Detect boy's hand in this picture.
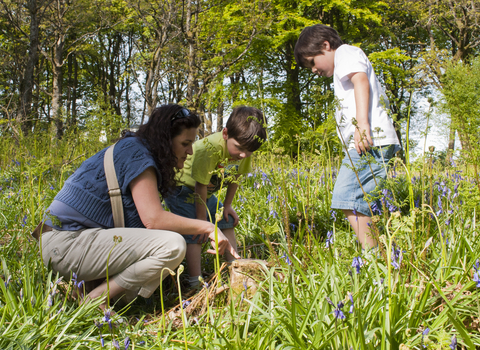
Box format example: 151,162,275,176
206,229,241,258
191,231,209,243
223,204,239,227
354,122,373,154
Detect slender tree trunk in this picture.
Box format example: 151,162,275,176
19,0,41,135
284,38,302,116
216,100,224,132
72,53,77,126
52,34,65,139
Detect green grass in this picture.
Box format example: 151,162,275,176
1,132,479,349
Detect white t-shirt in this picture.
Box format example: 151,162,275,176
334,44,399,149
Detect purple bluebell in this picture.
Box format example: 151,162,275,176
474,260,480,272
473,272,480,288
112,340,120,349
391,244,402,270
351,257,363,274
421,327,430,348
330,210,337,222
102,309,113,329
449,335,456,349
47,294,53,308
325,231,333,248
100,336,104,347
281,253,292,266
182,300,191,308
333,302,346,320
124,337,130,350
269,210,278,219
371,201,381,215
436,196,443,216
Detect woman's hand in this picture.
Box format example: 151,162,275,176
206,228,240,258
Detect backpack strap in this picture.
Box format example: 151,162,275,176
104,143,125,228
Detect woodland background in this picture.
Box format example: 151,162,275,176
1,0,479,155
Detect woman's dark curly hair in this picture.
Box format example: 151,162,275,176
124,104,200,198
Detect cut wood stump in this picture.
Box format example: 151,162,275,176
229,259,271,304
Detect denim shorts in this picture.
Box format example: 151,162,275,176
164,186,235,244
331,144,400,217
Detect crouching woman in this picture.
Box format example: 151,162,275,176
36,104,239,309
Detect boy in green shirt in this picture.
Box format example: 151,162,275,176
164,106,267,286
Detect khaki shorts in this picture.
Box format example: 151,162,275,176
41,227,186,298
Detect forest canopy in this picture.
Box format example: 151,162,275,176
1,0,479,154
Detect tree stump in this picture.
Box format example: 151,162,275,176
229,259,271,304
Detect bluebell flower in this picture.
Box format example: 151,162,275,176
100,336,104,347
473,272,480,288
351,257,363,274
124,337,130,349
421,327,430,348
371,201,381,215
436,196,443,216
49,185,54,190
22,215,27,227
102,309,113,329
474,259,480,272
290,223,296,231
391,244,402,270
71,272,84,289
4,275,11,288
266,193,273,203
47,294,53,308
112,339,120,349
281,253,292,266
325,231,333,248
449,335,457,349
182,300,191,308
333,302,346,320
348,293,354,314
243,281,248,293
269,210,278,219
330,210,337,222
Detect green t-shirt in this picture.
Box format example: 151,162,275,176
176,132,252,196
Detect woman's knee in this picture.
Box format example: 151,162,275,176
166,232,187,266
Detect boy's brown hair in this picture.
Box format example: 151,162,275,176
294,24,344,68
225,106,267,152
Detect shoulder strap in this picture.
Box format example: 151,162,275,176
104,144,125,228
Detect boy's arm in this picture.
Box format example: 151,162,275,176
194,182,208,221
349,71,373,154
223,177,239,226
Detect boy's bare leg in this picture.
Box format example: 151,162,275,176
84,279,126,311
343,210,376,250
186,243,202,278
221,228,238,261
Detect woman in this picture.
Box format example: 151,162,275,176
39,104,238,309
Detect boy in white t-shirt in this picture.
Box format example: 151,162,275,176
294,24,400,249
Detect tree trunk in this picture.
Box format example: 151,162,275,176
19,0,40,135
216,100,224,132
52,34,65,139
